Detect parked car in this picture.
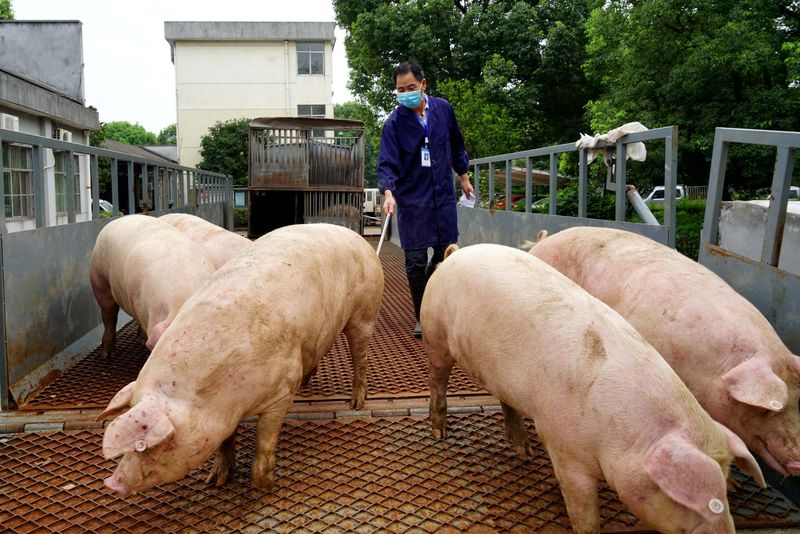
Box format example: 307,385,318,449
643,185,685,204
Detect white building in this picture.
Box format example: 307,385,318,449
0,21,100,232
164,21,336,168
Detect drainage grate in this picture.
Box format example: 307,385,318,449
2,413,796,533
20,239,483,411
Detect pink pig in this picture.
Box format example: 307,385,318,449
159,213,251,269
99,224,384,496
89,214,215,357
423,243,764,533
531,226,800,478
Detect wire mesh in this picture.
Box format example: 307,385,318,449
3,413,797,533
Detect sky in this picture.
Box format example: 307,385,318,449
12,0,353,135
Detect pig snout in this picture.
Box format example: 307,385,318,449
785,461,800,476
104,475,131,497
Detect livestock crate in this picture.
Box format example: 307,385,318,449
247,117,365,238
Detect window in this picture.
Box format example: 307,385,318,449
2,143,34,220
297,42,324,75
298,105,327,137
297,105,326,118
54,152,81,214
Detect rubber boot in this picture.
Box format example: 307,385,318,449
408,275,427,339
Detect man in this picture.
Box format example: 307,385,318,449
377,61,474,338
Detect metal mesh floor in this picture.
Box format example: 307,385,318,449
3,413,798,533
20,239,483,411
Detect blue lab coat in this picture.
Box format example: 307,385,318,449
377,95,470,250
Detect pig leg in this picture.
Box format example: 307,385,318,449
427,348,454,440
343,319,374,410
205,431,237,486
550,454,601,533
300,365,318,388
501,403,535,457
252,401,292,491
90,274,119,358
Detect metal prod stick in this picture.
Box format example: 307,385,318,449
376,213,392,257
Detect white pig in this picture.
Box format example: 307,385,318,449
89,214,215,357
530,226,800,478
159,212,251,269
423,243,764,533
99,223,384,496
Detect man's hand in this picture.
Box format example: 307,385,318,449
383,190,396,215
460,174,474,199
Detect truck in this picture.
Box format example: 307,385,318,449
363,187,381,225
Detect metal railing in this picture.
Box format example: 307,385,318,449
0,128,231,233
468,125,679,247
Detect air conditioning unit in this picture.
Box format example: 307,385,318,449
53,128,72,143
0,113,19,132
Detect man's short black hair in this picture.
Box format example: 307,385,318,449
393,61,425,83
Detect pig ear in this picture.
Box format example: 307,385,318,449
97,381,136,420
102,399,175,460
645,434,730,522
722,358,788,412
790,355,800,379
714,421,766,488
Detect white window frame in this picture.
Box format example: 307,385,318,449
296,42,325,75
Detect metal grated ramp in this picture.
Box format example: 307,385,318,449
19,239,483,411
3,413,798,533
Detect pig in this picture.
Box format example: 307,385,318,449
98,223,384,496
89,214,215,357
530,226,800,478
159,213,251,270
423,243,764,533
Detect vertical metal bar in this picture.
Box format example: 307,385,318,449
91,154,99,220
142,163,149,212
65,150,75,224
761,146,795,266
0,136,8,234
153,166,160,212
127,161,135,215
33,146,45,228
505,161,512,211
578,149,588,218
701,129,729,246
488,162,495,208
172,169,178,209
111,158,120,216
549,153,558,215
473,163,480,205
525,157,532,212
614,143,627,222
0,233,7,410
664,128,678,248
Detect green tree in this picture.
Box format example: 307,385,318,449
0,0,13,20
333,0,596,154
583,0,800,191
104,121,158,145
334,101,379,187
197,118,250,186
157,123,177,145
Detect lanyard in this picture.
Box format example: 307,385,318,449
415,109,429,147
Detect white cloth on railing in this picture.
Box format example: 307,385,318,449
576,122,648,165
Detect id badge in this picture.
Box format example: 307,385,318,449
421,147,431,167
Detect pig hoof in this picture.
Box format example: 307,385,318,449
350,393,366,410
514,443,536,458
205,464,233,487
432,427,447,440
253,473,275,492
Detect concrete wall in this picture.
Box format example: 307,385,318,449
718,201,800,276
0,21,86,103
165,21,335,168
